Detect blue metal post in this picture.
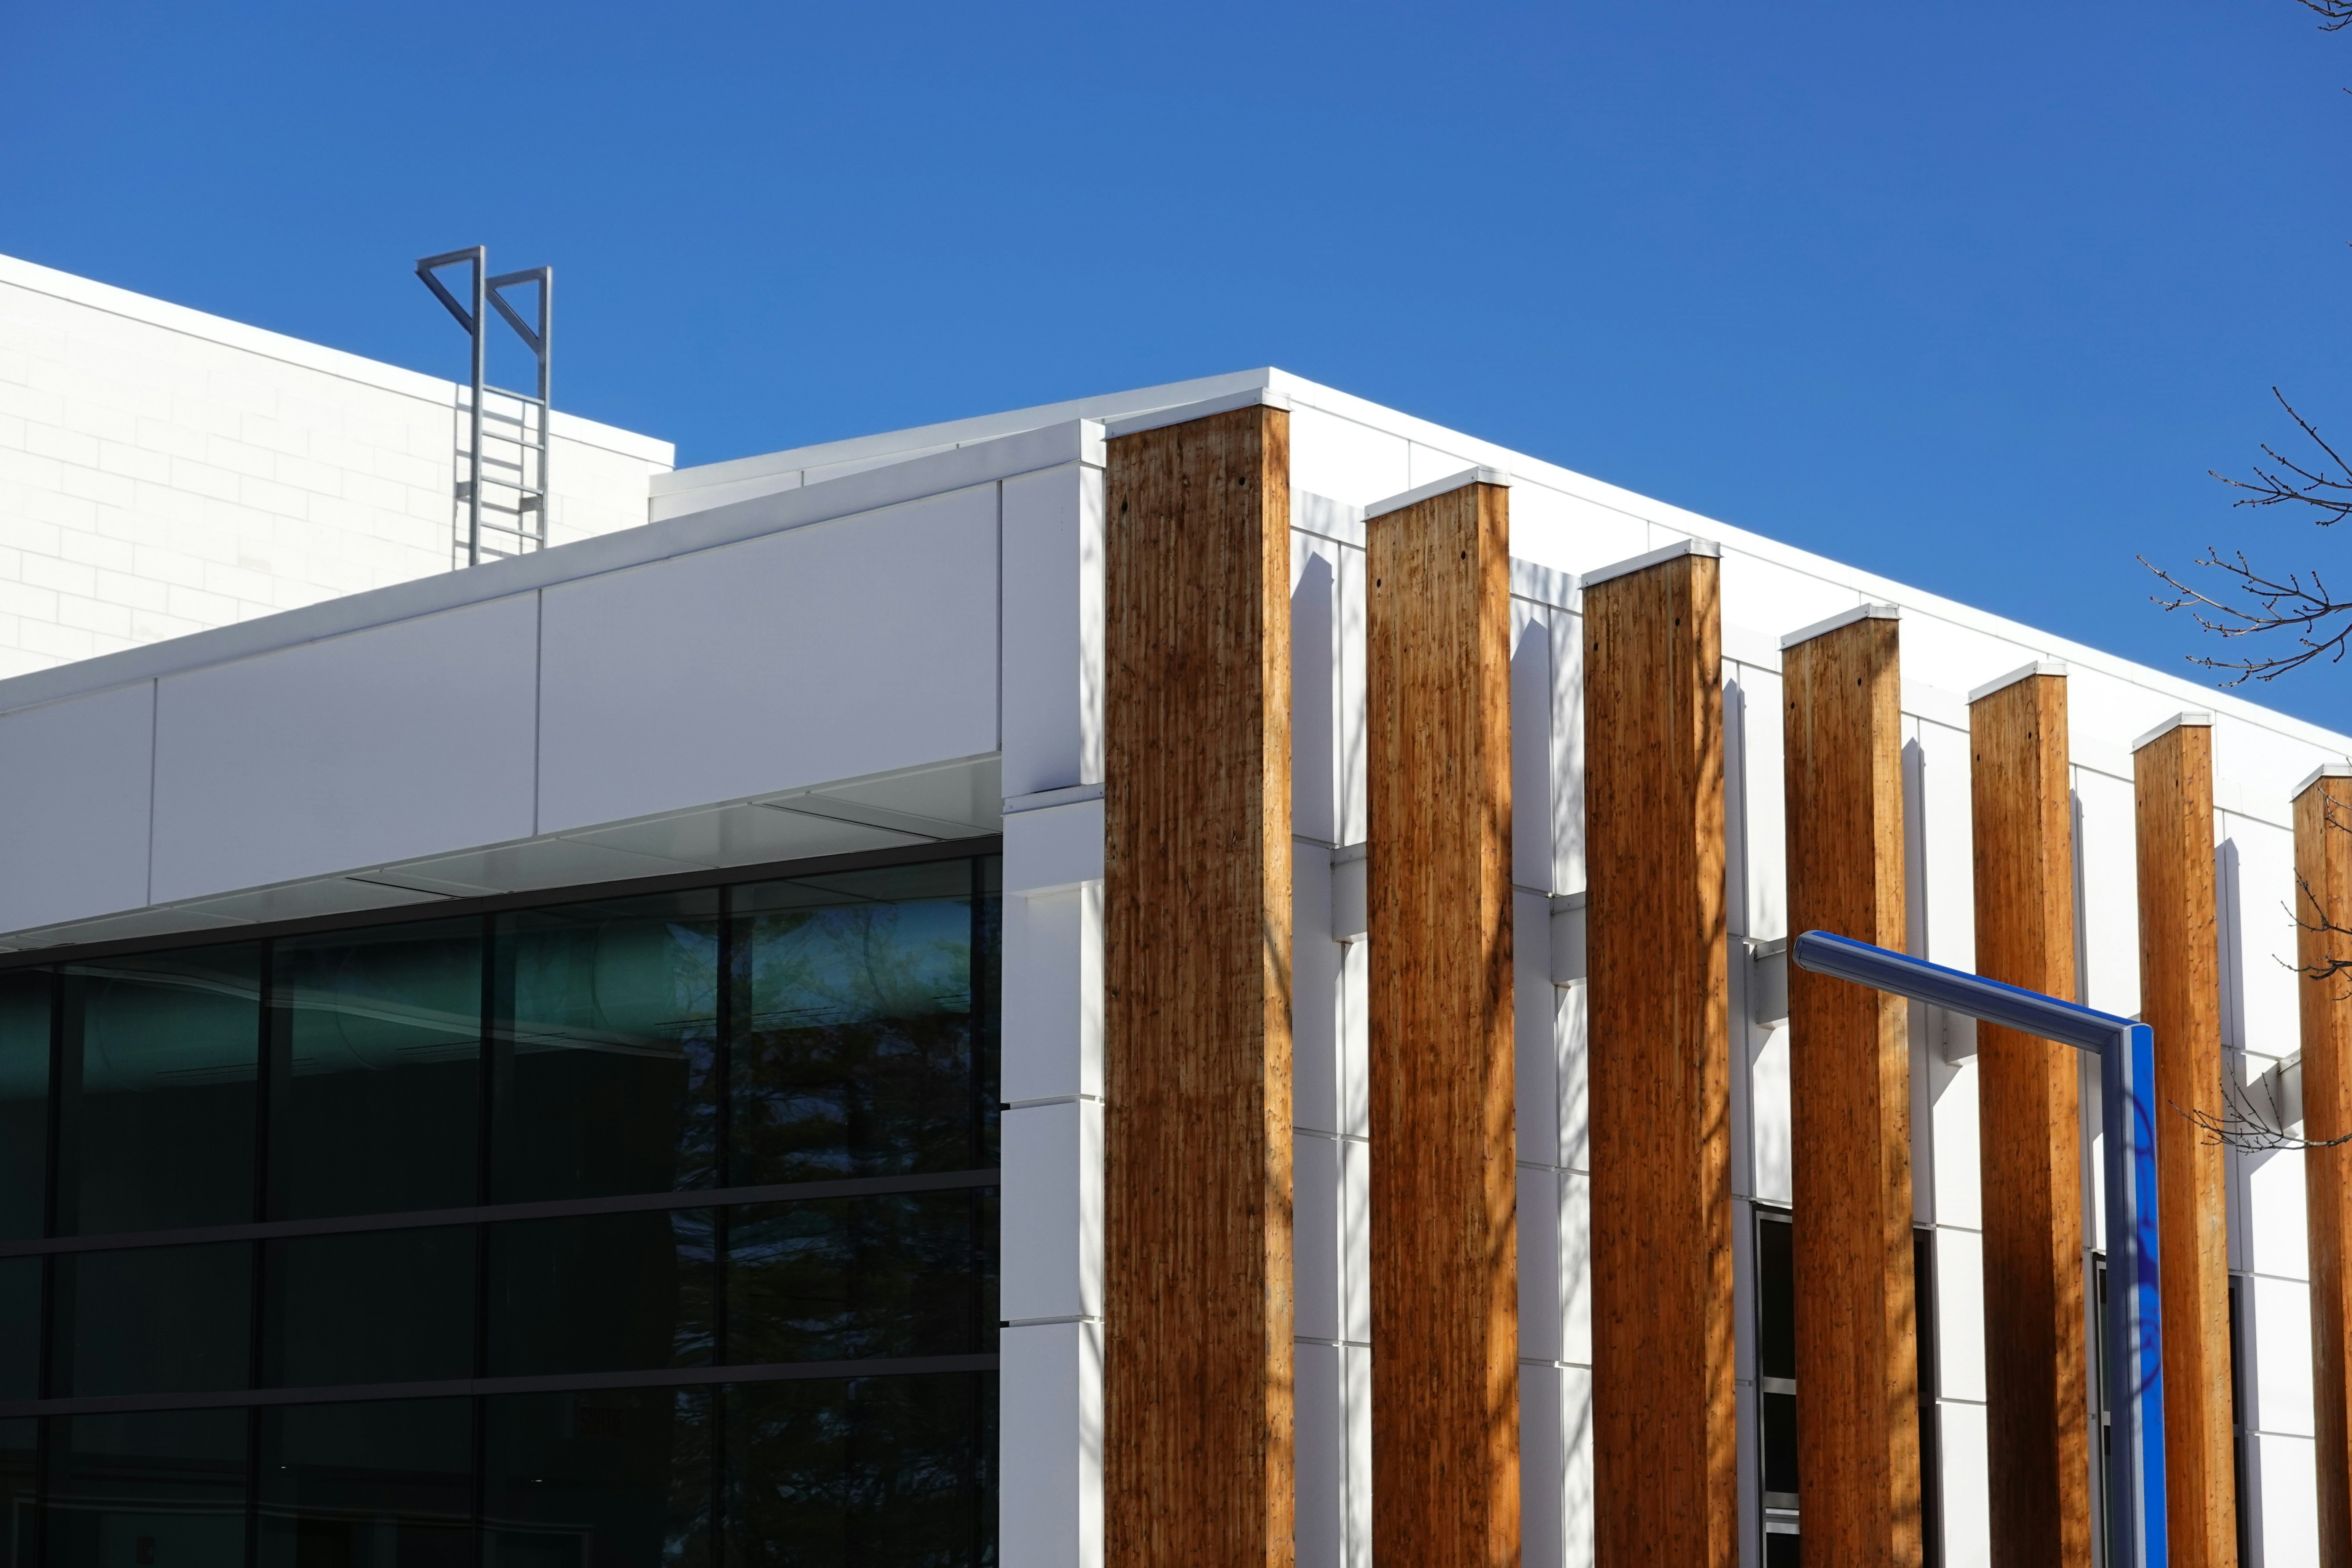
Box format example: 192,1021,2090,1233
1789,930,2167,1568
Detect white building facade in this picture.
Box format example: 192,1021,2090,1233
0,265,2337,1566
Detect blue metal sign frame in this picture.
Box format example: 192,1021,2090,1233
1791,929,2167,1568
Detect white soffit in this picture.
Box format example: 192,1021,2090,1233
1781,603,1899,650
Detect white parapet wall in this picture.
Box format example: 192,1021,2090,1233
0,252,672,679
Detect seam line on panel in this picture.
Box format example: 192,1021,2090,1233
531,589,543,835
1295,1338,1372,1349
144,678,157,905
1002,1093,1101,1110
1004,1315,1102,1328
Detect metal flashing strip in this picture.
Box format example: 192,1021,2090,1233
1967,660,2067,703
1780,602,1899,650
2131,711,2215,753
1578,535,1722,590
1361,466,1513,522
1099,386,1292,439
2297,761,2352,799
0,1353,1002,1423
1003,782,1103,814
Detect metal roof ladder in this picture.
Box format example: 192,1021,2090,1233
417,247,554,567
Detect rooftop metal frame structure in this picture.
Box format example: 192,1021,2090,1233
416,247,553,567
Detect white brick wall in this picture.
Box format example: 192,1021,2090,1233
0,253,670,679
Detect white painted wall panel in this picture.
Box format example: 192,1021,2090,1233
999,1321,1102,1568
1720,552,1858,647
1559,983,1588,1173
149,595,537,901
1733,666,1788,943
1298,1341,1348,1568
2246,1147,2310,1283
2252,1274,2316,1439
1002,463,1101,797
1000,884,1100,1104
0,681,153,933
1550,609,1584,894
1939,1400,1993,1568
2224,814,2301,1059
536,488,999,831
1522,1362,1565,1568
1000,1099,1101,1325
1935,1227,1988,1403
1519,1168,1563,1364
1513,606,1555,893
1518,888,1558,1165
1506,481,1646,584
1295,846,1344,1135
1294,538,1342,846
1561,1169,1591,1366
2073,767,2141,1018
1289,407,1408,508
1297,1133,1343,1343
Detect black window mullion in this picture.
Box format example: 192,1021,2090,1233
474,912,496,1568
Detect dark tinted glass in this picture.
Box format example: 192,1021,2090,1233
263,1227,475,1387
1758,1212,1795,1381
488,1210,713,1376
0,1259,36,1400
0,1421,29,1568
259,1399,474,1568
1763,1389,1800,1495
47,1408,249,1567
0,976,48,1241
726,1190,997,1365
60,946,261,1234
726,1374,995,1565
58,1241,251,1397
494,894,719,1201
483,1387,711,1567
731,865,993,1185
272,919,483,1218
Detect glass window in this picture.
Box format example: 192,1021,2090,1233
262,1227,475,1388
488,1210,714,1377
483,1387,711,1567
0,1259,36,1401
0,1420,30,1568
57,1242,251,1397
60,946,261,1235
1756,1208,1798,1557
726,1189,997,1365
0,975,49,1241
46,1408,249,1568
259,1398,474,1568
494,894,719,1202
731,865,995,1186
271,919,483,1219
726,1373,995,1565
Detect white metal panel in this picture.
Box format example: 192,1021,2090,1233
1521,1362,1565,1568
998,1320,1103,1568
1001,883,1101,1105
1000,1099,1101,1324
1934,1227,1988,1403
1003,798,1103,894
2073,767,2141,1016
2252,1432,2320,1568
1735,666,1788,943
1751,1022,1793,1206
1298,1341,1348,1568
149,595,538,903
0,681,153,933
1519,1167,1564,1364
1294,538,1341,846
1002,464,1102,798
1340,937,1369,1140
1938,1399,1993,1568
1550,608,1585,894
1507,481,1646,585
1289,406,1408,508
1559,982,1588,1173
2224,814,2302,1059
1408,442,1477,488
2251,1274,2316,1439
2247,1147,2310,1282
1295,843,1345,1136
537,487,999,832
1513,606,1555,893
1341,1135,1371,1346
1338,544,1368,848
1720,552,1858,650
1562,1169,1591,1367
1561,1364,1595,1568
1518,888,1558,1164
1296,1133,1343,1343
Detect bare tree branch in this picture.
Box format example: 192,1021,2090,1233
2146,391,2352,682
2297,0,2352,29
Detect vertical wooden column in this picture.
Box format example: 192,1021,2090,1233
1968,665,2091,1568
1365,472,1519,1568
1585,539,1736,1568
1781,606,1922,1566
1102,399,1295,1568
2134,713,2236,1568
2298,765,2352,1564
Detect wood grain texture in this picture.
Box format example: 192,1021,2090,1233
2134,722,2236,1568
1365,479,1520,1568
1584,550,1736,1568
2297,776,2352,1565
1968,672,2092,1568
1102,404,1296,1568
1782,616,1923,1568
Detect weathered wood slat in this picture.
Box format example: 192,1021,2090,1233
2298,773,2352,1564
2134,719,2236,1568
1366,477,1519,1568
1782,613,1923,1567
1584,547,1737,1568
1968,670,2092,1568
1103,403,1296,1568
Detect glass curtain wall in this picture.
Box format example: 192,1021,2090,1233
0,851,1001,1568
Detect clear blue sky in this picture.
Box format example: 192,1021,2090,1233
5,2,2350,725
